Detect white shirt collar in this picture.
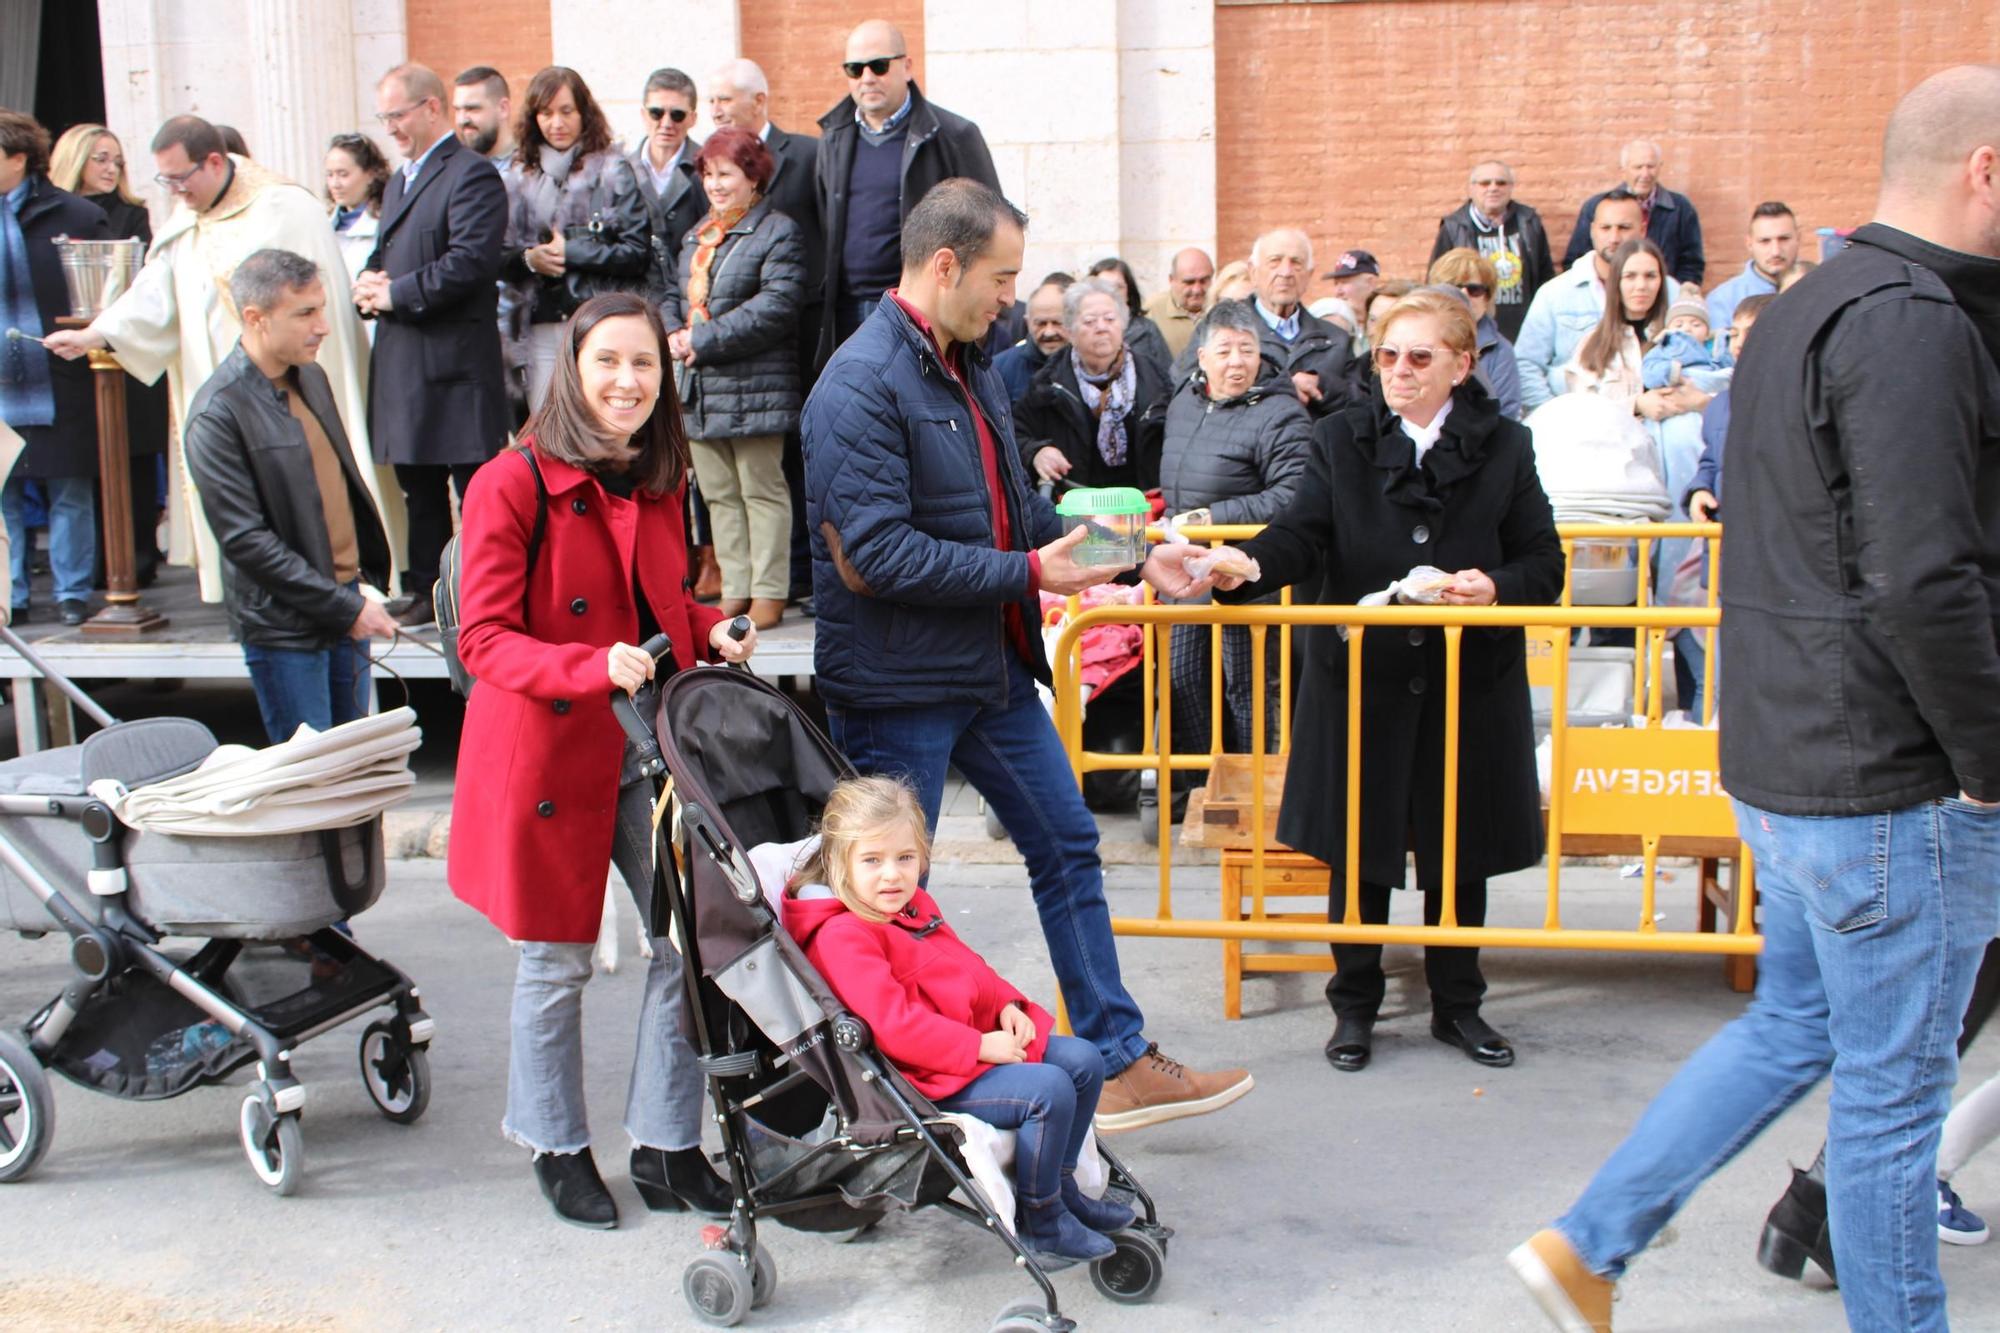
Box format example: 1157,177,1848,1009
1399,398,1454,466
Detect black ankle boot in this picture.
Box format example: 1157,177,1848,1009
1757,1157,1836,1284
533,1149,617,1230
631,1145,734,1217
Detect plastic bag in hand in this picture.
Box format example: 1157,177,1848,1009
1393,565,1453,605
1184,546,1262,584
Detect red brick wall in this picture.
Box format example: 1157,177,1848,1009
405,0,553,124
1215,1,2000,295
741,0,925,138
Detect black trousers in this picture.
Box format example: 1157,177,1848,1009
1327,876,1490,1022
395,462,483,590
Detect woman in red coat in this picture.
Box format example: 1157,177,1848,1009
450,292,757,1230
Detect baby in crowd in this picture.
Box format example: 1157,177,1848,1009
1643,295,1733,391
782,776,1135,1266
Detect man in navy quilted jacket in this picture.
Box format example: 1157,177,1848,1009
802,179,1256,1134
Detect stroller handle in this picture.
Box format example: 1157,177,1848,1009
608,634,674,777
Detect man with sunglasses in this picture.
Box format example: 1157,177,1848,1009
813,18,999,367
45,115,391,607
1428,159,1554,343
629,68,703,297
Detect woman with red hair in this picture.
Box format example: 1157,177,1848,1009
663,125,806,629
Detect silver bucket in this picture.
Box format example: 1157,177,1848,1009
55,237,146,319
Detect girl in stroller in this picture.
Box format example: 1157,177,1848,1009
782,776,1137,1267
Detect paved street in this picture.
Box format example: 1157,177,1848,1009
3,858,1997,1331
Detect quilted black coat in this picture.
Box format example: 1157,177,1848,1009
663,200,805,441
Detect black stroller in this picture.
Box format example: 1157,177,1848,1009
610,642,1172,1331
0,628,434,1195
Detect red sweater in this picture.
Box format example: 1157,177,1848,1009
784,888,1055,1098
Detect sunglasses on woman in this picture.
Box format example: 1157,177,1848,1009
1456,283,1490,299
645,106,690,123
1373,345,1439,371
842,55,903,78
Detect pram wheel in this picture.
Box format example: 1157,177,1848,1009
990,1298,1068,1333
0,1031,55,1183
239,1085,304,1196
749,1243,777,1309
1090,1227,1166,1303
682,1249,755,1327
359,1021,431,1124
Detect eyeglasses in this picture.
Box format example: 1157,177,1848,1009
374,100,432,126
1471,178,1510,187
88,151,125,170
1455,283,1490,299
842,55,904,78
153,163,204,190
1373,344,1439,371
645,105,691,123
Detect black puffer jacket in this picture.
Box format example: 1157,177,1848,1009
182,345,392,650
1159,376,1312,523
1171,303,1364,419
664,201,806,441
1013,349,1170,494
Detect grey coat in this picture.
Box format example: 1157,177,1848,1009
663,200,806,441
1159,378,1312,524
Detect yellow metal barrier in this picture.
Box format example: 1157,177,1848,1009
1048,525,1753,1013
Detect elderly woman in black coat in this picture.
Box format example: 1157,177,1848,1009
664,126,804,630
1014,277,1170,496
1210,288,1563,1074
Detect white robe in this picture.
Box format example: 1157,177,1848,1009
89,155,407,600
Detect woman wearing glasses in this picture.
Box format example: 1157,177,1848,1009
503,65,651,408
47,123,167,590
1428,248,1524,420
1208,288,1562,1076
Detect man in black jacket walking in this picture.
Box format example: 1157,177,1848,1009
1513,65,2000,1333
1428,159,1554,342
354,62,508,626
187,249,395,745
813,18,1000,365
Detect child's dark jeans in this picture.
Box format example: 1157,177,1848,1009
937,1034,1104,1203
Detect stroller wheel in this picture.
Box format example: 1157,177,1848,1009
359,1021,432,1124
239,1088,304,1196
682,1250,755,1327
990,1298,1066,1333
0,1031,55,1183
749,1243,778,1309
1090,1227,1166,1304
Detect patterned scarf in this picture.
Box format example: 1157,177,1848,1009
0,178,54,428
684,202,750,323
1073,346,1136,467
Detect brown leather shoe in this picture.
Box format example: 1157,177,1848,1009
1509,1228,1613,1331
692,546,722,602
1092,1043,1253,1134
748,598,785,630
717,598,752,617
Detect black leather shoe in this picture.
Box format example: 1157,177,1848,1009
1432,1013,1515,1067
631,1145,734,1217
58,599,87,626
533,1149,618,1230
1324,1016,1374,1072
392,594,437,628
1757,1162,1837,1284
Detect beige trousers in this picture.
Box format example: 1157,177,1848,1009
689,433,790,601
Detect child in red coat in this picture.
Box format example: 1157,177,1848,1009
783,776,1135,1266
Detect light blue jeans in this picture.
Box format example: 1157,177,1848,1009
502,755,705,1154
1555,796,2000,1331
3,474,95,605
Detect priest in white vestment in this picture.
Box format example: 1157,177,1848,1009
46,116,405,600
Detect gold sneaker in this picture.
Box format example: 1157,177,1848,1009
1092,1043,1253,1134
1509,1228,1614,1332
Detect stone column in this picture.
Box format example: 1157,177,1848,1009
248,0,359,189
1117,0,1215,295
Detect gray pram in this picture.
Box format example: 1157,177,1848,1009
0,628,432,1195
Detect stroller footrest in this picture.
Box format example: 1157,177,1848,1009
699,1050,761,1079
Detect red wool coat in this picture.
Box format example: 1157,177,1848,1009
784,889,1055,1099
448,444,724,943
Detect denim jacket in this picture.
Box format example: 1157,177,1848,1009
1515,256,1681,410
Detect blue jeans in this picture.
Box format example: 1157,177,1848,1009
1556,797,2000,1331
937,1035,1104,1204
3,474,95,605
503,759,704,1153
242,635,370,745
829,654,1151,1076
